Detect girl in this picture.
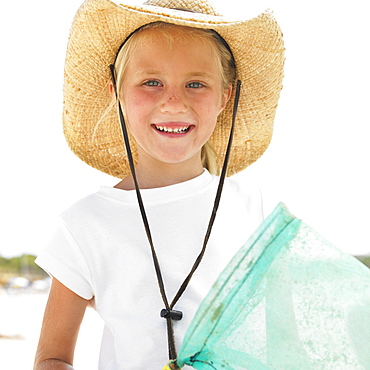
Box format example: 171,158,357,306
34,0,284,369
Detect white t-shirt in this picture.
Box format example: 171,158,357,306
36,170,263,369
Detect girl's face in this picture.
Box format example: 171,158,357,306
120,27,232,172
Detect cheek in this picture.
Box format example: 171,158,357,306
123,91,150,122
199,96,223,122
125,91,145,110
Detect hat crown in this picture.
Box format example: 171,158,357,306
143,0,221,16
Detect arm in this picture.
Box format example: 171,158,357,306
34,278,89,369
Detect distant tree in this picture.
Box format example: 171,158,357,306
356,255,370,269
0,254,47,279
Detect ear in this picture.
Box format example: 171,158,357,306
219,83,233,113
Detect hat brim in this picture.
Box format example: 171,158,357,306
63,0,285,178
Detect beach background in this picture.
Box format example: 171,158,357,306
0,289,104,369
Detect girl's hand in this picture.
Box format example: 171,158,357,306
163,361,181,370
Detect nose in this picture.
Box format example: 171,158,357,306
160,87,188,114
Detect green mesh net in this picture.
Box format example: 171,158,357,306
172,203,370,369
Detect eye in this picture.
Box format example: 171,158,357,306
144,80,162,87
187,82,204,89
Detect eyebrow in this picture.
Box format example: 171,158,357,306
134,70,215,80
134,69,161,77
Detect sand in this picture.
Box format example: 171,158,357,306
0,289,104,369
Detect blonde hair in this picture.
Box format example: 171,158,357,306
113,22,236,174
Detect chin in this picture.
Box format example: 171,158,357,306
138,145,202,168
164,150,201,162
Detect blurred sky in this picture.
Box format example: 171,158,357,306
0,0,369,258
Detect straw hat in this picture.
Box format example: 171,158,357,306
63,0,285,178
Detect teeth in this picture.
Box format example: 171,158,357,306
155,125,190,134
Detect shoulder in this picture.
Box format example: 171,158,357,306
59,187,119,225
61,190,102,215
224,172,262,201
221,171,264,222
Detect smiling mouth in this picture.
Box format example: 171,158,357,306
153,125,192,134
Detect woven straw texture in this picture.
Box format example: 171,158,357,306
63,0,285,178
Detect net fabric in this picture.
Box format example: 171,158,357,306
173,203,370,369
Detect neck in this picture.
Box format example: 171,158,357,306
115,157,205,190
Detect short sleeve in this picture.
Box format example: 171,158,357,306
35,220,94,300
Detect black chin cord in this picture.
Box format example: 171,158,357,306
110,64,241,362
